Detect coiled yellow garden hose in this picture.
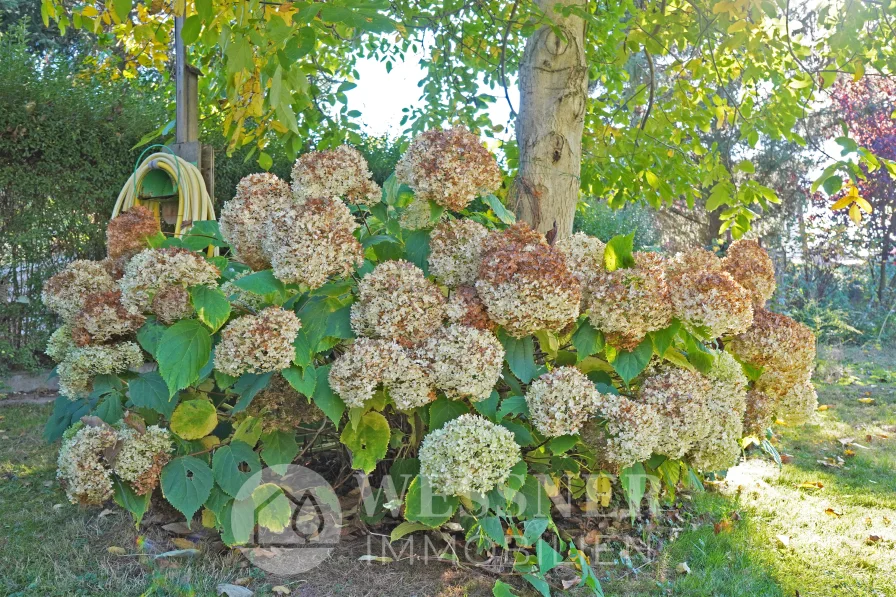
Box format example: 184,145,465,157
111,151,217,253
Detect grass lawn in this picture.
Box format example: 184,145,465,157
1,345,894,596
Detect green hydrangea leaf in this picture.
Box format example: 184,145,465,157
340,411,390,474
161,456,214,523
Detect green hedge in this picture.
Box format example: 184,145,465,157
0,33,165,372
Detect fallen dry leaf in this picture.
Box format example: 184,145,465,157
824,508,843,518
714,519,733,534
217,584,254,597
172,538,198,550
858,398,876,404
796,481,824,489
107,546,127,556
271,587,290,595
776,534,790,549
779,453,794,464
866,535,882,544
584,529,601,546
844,449,856,457
676,562,691,575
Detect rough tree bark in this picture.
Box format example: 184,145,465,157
510,0,588,240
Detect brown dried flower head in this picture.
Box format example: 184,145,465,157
395,126,502,211
42,260,118,321
722,239,776,306
247,374,325,432
106,205,161,261
475,223,581,337
727,307,816,373
350,260,446,346
445,286,495,331
214,307,302,377
71,290,145,346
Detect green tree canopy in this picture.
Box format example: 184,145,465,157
42,0,896,236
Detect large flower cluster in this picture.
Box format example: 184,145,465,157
113,425,173,495
71,290,145,346
119,248,219,321
106,206,161,263
555,232,605,304
214,307,302,377
418,414,520,496
350,260,445,345
638,365,713,459
291,145,381,205
219,173,290,270
476,224,580,337
526,367,601,437
775,380,818,425
428,219,488,287
728,308,816,373
42,260,117,321
395,127,502,211
669,270,754,339
722,239,776,306
262,196,363,289
56,341,143,398
57,423,118,505
587,253,671,350
419,324,504,402
687,352,748,471
328,338,436,410
585,395,662,469
247,375,325,432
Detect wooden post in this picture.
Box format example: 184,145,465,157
171,14,215,203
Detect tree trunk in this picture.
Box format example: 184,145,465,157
510,0,587,240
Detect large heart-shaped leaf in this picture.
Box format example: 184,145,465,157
161,456,214,523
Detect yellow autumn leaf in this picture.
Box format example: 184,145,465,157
855,196,873,213
858,397,876,404
849,203,862,223
201,508,217,528
831,196,852,210
173,538,198,550
107,546,127,555
796,481,824,489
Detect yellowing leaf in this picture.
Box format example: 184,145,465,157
796,481,824,489
107,546,127,555
855,196,873,213
727,20,748,33
850,203,862,223
858,398,876,404
831,196,852,210
173,538,198,550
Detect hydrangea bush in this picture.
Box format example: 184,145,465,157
43,126,817,595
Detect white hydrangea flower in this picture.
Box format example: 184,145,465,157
399,197,441,230
214,307,302,377
57,341,143,399
428,219,488,287
526,367,602,437
119,248,219,318
743,389,776,437
395,127,502,211
418,324,504,402
381,343,436,410
638,365,713,459
262,196,363,289
219,173,290,270
46,325,75,363
669,270,754,338
775,380,818,425
555,232,606,304
584,394,662,469
113,425,173,495
329,338,435,410
350,260,445,345
687,352,748,472
587,253,671,351
291,145,381,205
329,338,392,408
476,224,580,337
419,414,520,496
42,260,117,321
57,423,118,505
